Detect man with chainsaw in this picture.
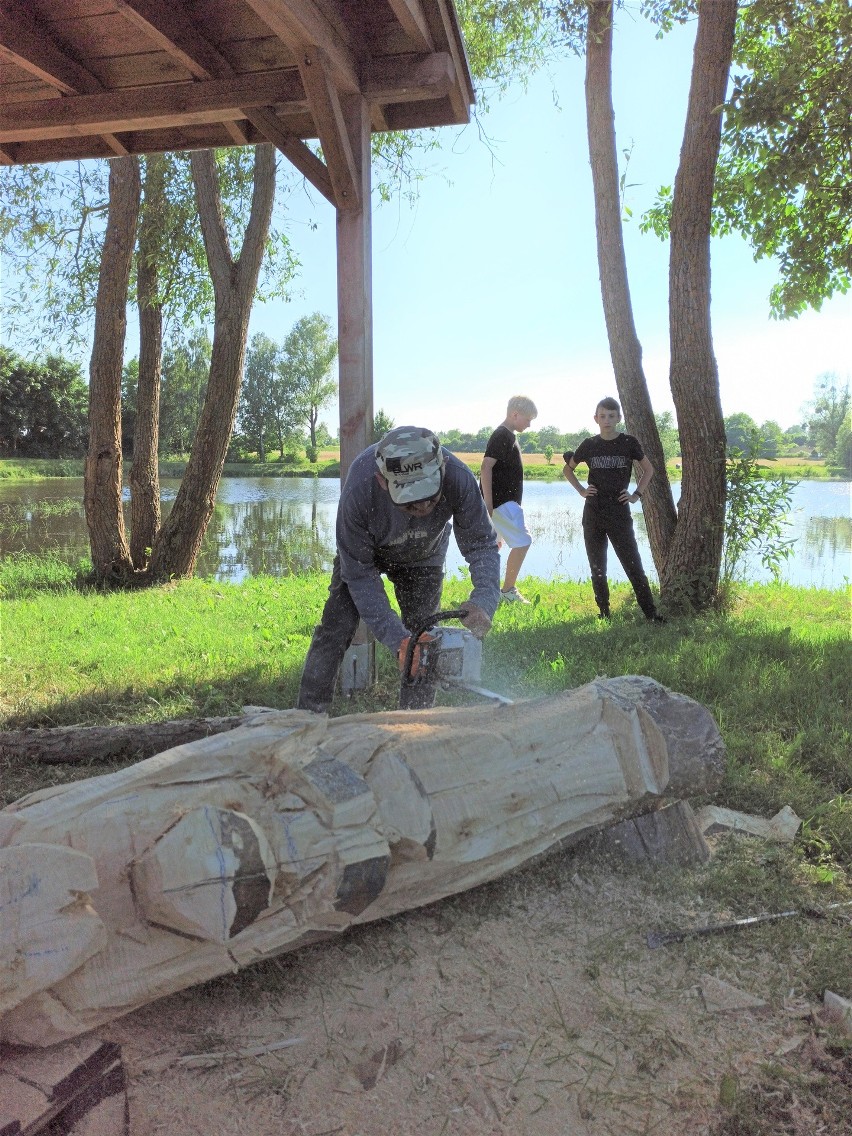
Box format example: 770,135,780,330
297,426,501,713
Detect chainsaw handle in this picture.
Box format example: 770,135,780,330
401,609,468,685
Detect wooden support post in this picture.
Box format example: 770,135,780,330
335,93,373,478
335,93,375,685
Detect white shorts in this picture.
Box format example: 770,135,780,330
491,501,532,549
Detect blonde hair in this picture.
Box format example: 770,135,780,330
507,395,538,418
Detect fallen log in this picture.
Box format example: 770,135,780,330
0,715,248,765
0,676,725,1047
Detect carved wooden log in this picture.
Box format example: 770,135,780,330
0,676,725,1047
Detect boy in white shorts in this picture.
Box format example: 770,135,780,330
479,396,538,603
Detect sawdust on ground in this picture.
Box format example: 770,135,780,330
101,846,846,1136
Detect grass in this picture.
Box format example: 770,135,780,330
1,558,849,869
2,453,845,482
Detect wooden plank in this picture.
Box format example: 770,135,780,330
0,1039,127,1136
0,70,305,142
298,44,358,209
386,0,435,52
112,0,237,80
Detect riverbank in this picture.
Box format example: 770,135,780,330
2,562,849,873
0,453,842,481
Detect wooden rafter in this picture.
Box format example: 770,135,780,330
243,0,361,92
0,2,474,167
365,53,455,104
385,0,435,53
110,0,336,202
0,0,127,154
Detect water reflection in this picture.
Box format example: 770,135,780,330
0,476,849,590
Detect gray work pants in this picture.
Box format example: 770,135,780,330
297,556,444,713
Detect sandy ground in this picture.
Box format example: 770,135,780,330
101,847,843,1136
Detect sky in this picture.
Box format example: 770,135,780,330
247,6,850,438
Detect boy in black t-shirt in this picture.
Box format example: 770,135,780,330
563,397,663,622
480,395,538,603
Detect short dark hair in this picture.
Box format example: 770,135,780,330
596,396,621,414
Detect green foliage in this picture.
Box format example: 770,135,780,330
643,0,852,318
801,371,850,457
722,432,797,590
372,408,396,443
158,330,212,456
239,332,280,461
0,149,298,358
654,410,680,460
0,348,88,458
543,444,554,464
280,313,339,455
832,411,852,475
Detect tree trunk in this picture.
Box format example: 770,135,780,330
584,1,678,577
84,156,140,583
661,0,738,612
0,677,725,1046
148,145,276,582
129,156,165,569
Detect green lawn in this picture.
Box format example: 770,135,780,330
2,558,849,874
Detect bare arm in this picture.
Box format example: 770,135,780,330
562,458,596,498
619,455,654,504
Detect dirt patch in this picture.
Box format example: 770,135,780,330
97,851,843,1136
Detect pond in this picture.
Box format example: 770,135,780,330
0,476,849,590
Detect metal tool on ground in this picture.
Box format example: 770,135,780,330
646,900,852,949
400,609,514,707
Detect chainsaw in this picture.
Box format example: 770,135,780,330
399,609,513,706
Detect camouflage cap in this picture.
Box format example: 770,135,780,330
375,426,445,504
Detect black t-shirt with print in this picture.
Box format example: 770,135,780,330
572,433,644,506
481,424,524,509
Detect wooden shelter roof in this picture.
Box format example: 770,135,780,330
0,0,474,208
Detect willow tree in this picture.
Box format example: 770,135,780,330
660,0,738,611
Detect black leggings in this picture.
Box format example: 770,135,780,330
582,504,657,618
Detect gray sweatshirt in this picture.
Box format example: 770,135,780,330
337,445,501,651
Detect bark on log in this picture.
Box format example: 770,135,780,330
0,677,725,1047
0,716,248,765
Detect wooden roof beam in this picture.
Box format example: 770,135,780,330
385,0,435,53
112,0,338,186
0,0,128,154
0,72,305,143
298,45,359,210
243,107,335,204
365,52,455,104
243,0,361,93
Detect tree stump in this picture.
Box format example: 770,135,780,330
0,676,725,1046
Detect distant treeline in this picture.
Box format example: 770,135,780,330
2,348,849,475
